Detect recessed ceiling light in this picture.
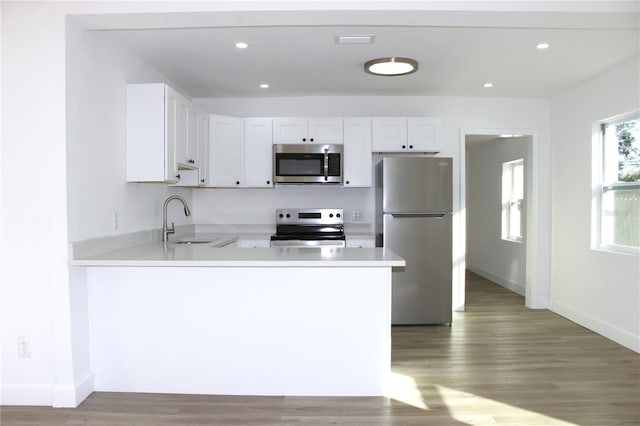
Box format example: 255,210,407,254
536,43,550,50
483,82,493,88
364,57,418,76
260,83,269,89
235,42,249,49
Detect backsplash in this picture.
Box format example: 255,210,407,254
192,185,374,226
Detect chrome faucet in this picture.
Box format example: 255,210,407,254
162,195,192,242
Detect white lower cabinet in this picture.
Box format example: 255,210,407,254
346,237,376,248
236,238,271,248
343,117,372,187
208,115,243,187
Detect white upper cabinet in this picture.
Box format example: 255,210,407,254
126,83,180,183
308,118,343,144
175,96,192,167
371,117,407,152
208,115,243,187
244,118,274,188
197,112,209,185
181,107,198,168
343,118,372,187
407,117,443,152
170,107,210,187
372,117,442,152
273,117,343,144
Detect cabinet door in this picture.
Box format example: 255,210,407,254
346,237,375,248
272,117,308,143
372,117,408,151
308,118,343,144
244,118,274,188
407,117,442,152
175,96,190,166
163,86,180,183
343,117,372,187
208,115,243,187
197,113,209,185
186,108,199,166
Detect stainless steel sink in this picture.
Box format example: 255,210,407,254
170,236,238,247
172,240,213,245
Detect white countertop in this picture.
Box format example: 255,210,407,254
70,237,403,268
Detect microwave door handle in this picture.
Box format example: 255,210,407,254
323,149,329,181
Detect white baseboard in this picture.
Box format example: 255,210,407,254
2,373,94,408
53,372,94,408
1,384,52,406
548,299,640,353
466,265,525,296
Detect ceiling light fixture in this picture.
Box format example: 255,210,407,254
235,42,249,49
260,83,269,89
483,82,493,88
536,42,550,50
364,57,418,76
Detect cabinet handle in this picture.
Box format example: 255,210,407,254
189,159,195,164
302,138,307,142
409,145,414,149
176,174,181,179
266,180,271,185
200,179,205,183
236,181,240,185
345,180,350,185
402,145,406,149
310,138,314,142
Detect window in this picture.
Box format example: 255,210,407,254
597,113,640,253
502,158,524,242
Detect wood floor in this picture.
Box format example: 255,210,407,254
3,271,639,425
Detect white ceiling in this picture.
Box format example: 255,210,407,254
80,3,639,99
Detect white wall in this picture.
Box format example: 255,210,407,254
193,186,373,226
66,21,192,242
549,57,640,352
2,1,69,405
1,3,195,406
467,137,527,294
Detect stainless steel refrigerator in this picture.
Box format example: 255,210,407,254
377,157,453,325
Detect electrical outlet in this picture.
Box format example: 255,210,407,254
112,212,119,230
17,337,31,358
352,210,364,222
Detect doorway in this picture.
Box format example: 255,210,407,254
460,131,538,309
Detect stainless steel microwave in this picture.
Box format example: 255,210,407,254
273,144,343,184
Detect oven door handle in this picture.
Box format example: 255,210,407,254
323,149,329,181
270,239,346,248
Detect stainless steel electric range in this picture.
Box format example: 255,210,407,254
269,208,346,248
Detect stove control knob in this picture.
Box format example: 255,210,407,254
286,213,291,218
329,213,334,218
279,213,284,218
336,213,341,218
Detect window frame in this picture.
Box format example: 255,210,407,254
592,111,640,255
501,158,525,243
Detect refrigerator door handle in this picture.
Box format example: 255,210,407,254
388,212,449,218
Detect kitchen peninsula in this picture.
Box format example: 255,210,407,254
70,236,404,397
